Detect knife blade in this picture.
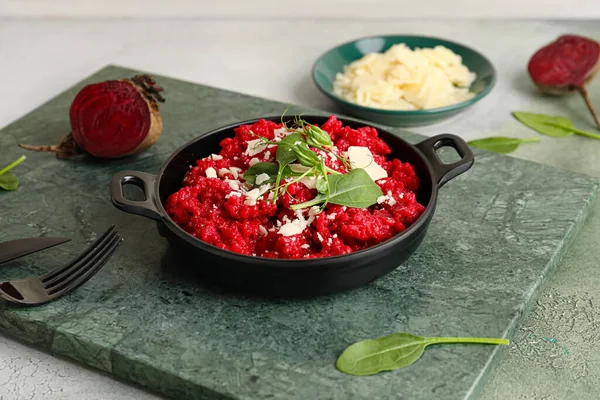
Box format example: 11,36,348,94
0,237,71,265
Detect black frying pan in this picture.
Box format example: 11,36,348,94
110,115,474,296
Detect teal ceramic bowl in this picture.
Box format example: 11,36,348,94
312,35,496,127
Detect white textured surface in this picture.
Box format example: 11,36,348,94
1,18,600,400
1,0,600,18
0,338,161,400
2,18,598,140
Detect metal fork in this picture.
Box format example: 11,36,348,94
0,226,122,306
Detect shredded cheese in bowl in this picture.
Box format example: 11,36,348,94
333,44,477,110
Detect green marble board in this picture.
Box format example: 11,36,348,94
0,66,597,400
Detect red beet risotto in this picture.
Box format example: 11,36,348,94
165,116,425,259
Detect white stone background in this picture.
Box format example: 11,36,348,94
1,0,599,18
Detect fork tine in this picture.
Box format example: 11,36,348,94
45,231,120,291
47,235,122,297
42,226,118,287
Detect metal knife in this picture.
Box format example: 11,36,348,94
0,237,71,265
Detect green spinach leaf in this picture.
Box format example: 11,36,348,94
513,111,600,140
244,162,279,185
276,133,303,166
468,137,540,154
512,112,575,137
305,125,333,148
290,168,382,210
292,140,321,167
0,155,26,191
316,175,327,194
272,133,304,201
336,331,509,376
0,172,18,191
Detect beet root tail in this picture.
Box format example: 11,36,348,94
18,133,83,159
578,86,600,129
18,144,61,152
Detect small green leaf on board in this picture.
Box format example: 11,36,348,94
468,137,540,154
336,331,509,376
0,155,26,191
0,172,19,191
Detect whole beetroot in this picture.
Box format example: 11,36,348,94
528,34,600,129
20,75,165,159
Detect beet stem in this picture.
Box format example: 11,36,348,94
131,74,165,103
19,133,82,159
18,144,61,153
578,86,600,129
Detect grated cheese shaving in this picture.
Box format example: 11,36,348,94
228,180,240,191
230,167,242,179
244,188,261,206
347,146,388,181
279,218,308,236
255,173,271,185
245,139,268,157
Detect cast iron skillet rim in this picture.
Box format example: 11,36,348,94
152,114,440,266
311,33,497,115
